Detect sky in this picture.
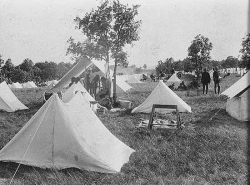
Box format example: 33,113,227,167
0,0,248,68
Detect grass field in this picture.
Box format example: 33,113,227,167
0,74,248,185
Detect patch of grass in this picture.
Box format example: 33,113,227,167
0,74,247,184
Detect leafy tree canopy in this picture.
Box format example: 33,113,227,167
67,0,141,100
188,34,213,77
239,33,250,69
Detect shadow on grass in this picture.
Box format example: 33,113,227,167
193,108,247,129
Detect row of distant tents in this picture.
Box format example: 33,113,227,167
8,80,59,89
0,58,248,174
8,81,37,88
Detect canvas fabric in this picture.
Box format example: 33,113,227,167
126,76,142,83
132,80,191,114
11,82,23,88
0,93,134,173
62,82,94,103
221,72,249,98
226,89,250,121
167,73,181,83
0,81,28,112
22,81,37,88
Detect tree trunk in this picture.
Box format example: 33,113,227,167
112,59,117,104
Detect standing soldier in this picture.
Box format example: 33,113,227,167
213,67,220,94
201,68,211,94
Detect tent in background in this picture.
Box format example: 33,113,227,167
92,60,133,92
132,80,191,114
167,73,181,83
29,81,37,88
53,57,92,90
22,81,37,88
0,93,134,173
126,75,142,83
10,82,23,88
0,81,28,112
221,72,249,121
53,58,132,94
62,82,95,103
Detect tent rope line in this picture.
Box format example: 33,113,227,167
9,99,53,185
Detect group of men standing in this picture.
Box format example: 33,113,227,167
201,67,220,95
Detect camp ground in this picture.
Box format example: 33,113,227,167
0,0,249,184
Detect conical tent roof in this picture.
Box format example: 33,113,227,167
0,81,28,112
11,82,23,88
132,80,191,113
29,81,37,88
221,72,249,98
62,82,94,103
22,82,34,88
0,93,134,173
126,75,142,83
167,73,181,83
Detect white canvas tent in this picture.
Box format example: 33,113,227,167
167,73,181,86
22,81,37,88
92,60,133,92
0,92,134,173
126,75,142,83
10,82,23,88
53,58,132,93
0,81,28,112
132,80,192,114
221,72,250,121
62,82,95,103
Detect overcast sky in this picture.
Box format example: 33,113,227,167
0,0,248,68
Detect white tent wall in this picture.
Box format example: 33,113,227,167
92,60,133,92
132,80,191,114
0,96,12,112
118,74,143,82
53,58,132,93
53,57,92,90
126,75,142,83
166,73,181,87
0,93,134,173
62,82,95,103
22,82,33,88
11,82,23,88
0,81,28,112
29,81,37,88
221,72,249,98
226,89,250,121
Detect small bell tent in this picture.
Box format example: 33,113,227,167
132,80,191,114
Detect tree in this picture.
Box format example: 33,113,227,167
239,33,250,69
220,56,239,69
155,58,174,76
0,55,4,68
0,55,5,82
11,67,29,83
183,57,194,72
188,34,213,79
1,58,15,82
19,58,34,72
34,61,58,82
143,63,147,69
67,0,141,102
